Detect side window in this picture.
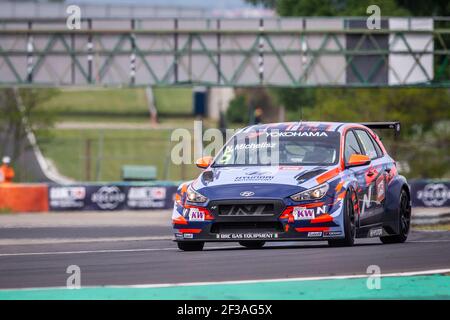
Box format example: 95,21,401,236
369,134,384,157
355,130,378,159
344,131,362,164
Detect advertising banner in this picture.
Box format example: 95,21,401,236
49,183,177,211
410,180,450,207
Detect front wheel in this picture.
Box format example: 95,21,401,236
380,189,410,244
239,241,265,249
177,241,204,251
328,190,356,247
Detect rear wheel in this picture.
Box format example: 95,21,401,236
239,241,265,249
177,241,204,251
380,189,410,244
328,190,356,247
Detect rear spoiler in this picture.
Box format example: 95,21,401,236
360,121,401,136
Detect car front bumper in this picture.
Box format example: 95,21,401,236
172,198,345,242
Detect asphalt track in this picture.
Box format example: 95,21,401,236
0,211,449,292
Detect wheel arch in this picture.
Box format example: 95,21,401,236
401,182,411,204
383,174,410,235
339,179,358,217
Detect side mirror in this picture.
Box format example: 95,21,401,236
347,154,371,168
195,156,213,169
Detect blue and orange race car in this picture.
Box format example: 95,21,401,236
172,121,411,251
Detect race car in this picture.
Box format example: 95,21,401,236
172,121,411,251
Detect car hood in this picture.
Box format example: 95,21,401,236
192,166,329,196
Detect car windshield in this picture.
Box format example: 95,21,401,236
213,130,340,167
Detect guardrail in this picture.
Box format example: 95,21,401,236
0,181,178,213
1,17,448,87
1,180,449,224
410,180,450,208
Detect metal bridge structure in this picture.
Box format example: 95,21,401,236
0,17,449,87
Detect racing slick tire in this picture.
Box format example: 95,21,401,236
239,241,265,249
380,189,411,244
177,241,205,251
328,190,356,247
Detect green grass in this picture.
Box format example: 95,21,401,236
37,128,201,182
38,88,148,122
37,87,193,122
413,224,450,231
0,208,12,214
33,87,206,182
153,87,192,116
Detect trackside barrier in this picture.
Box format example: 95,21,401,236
0,181,178,213
1,181,449,218
409,180,450,225
0,183,49,213
410,180,450,208
48,182,178,211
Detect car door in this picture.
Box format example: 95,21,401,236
354,129,386,227
344,130,374,227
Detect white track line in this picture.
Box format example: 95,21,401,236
1,268,449,292
123,268,450,289
0,245,241,257
408,240,450,243
0,247,176,257
0,236,172,246
0,239,449,257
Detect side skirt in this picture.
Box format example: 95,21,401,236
356,223,386,238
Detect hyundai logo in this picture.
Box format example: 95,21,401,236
240,191,255,197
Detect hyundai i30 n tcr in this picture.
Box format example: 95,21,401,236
172,121,411,251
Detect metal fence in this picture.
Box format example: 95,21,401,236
34,128,449,183
38,128,200,183
1,17,448,87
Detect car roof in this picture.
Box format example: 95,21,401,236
244,121,365,134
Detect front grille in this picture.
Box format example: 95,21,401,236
218,203,275,216
210,222,284,234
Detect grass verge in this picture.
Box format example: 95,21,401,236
36,128,201,182
413,224,450,231
37,87,193,123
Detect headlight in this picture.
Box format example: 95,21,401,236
186,185,208,203
290,183,329,201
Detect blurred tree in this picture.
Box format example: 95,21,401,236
246,0,410,15
396,0,450,16
270,88,315,111
405,121,450,178
277,0,340,16
227,88,280,124
246,0,449,16
269,88,315,121
297,88,450,178
0,88,58,164
226,94,248,124
243,0,450,178
305,88,450,134
245,0,277,9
